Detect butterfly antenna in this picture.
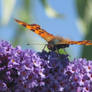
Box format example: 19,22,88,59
26,43,48,45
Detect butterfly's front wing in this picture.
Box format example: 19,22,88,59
15,19,41,30
15,19,55,42
35,29,55,42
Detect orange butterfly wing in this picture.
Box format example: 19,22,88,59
56,36,92,46
15,19,55,42
66,40,92,45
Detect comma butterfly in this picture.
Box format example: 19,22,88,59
15,19,92,51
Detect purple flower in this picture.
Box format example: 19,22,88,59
0,40,18,91
33,57,92,92
33,51,69,92
1,40,92,92
0,41,48,91
13,49,47,91
63,58,92,92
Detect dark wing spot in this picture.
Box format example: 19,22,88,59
22,23,26,27
31,29,35,32
38,31,44,35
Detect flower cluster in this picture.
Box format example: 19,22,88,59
0,40,47,92
33,55,92,92
33,51,69,92
63,58,92,92
0,40,92,92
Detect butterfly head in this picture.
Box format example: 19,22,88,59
47,38,69,51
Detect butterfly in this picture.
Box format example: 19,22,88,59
15,19,92,51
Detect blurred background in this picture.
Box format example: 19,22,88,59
0,0,92,60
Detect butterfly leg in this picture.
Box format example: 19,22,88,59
42,44,47,51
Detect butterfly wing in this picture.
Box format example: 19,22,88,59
66,40,92,45
15,19,55,42
56,36,92,46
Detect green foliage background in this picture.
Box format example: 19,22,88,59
76,0,92,59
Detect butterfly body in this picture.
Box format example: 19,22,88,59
47,38,69,50
15,19,92,51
